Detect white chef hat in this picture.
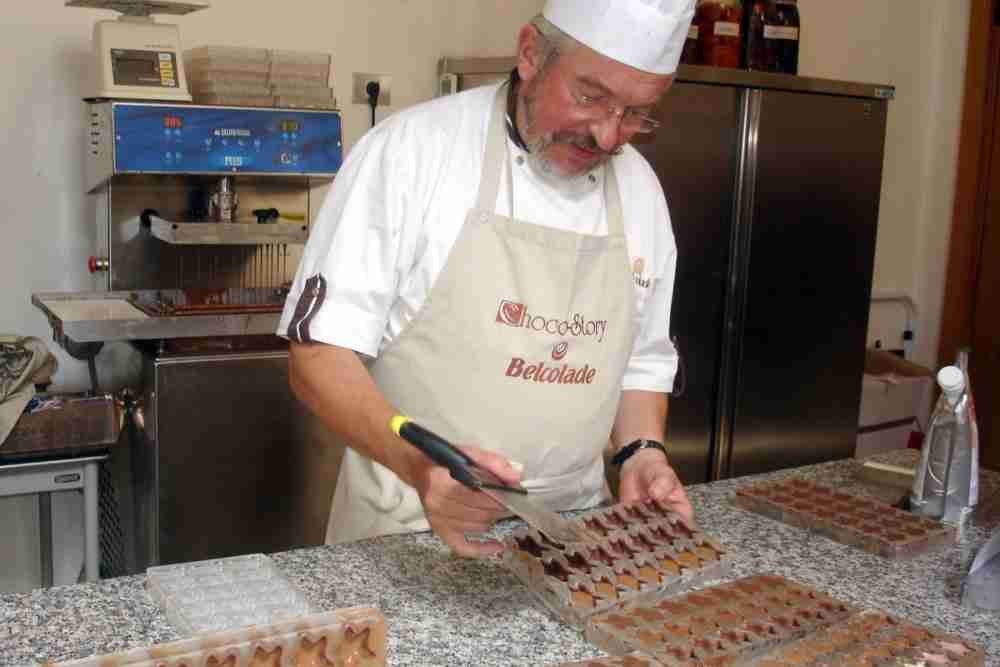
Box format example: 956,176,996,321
542,0,697,75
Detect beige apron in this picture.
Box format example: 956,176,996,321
326,84,638,544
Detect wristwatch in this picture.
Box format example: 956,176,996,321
611,439,668,467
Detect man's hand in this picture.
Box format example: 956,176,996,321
408,445,523,558
618,448,694,526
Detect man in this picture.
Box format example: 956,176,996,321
279,0,696,558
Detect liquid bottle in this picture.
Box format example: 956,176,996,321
695,0,744,69
909,366,965,520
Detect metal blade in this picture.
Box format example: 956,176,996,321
480,486,599,546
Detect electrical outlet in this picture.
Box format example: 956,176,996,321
352,73,392,106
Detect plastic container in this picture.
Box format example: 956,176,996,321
188,80,271,97
269,49,332,86
3,393,118,455
191,94,276,108
274,95,338,110
695,0,744,69
187,69,270,89
956,347,980,507
146,554,315,636
909,366,971,521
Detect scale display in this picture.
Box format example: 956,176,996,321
112,103,343,175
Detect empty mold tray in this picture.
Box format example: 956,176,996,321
585,575,858,666
733,478,955,559
757,610,986,667
503,499,732,626
50,607,386,667
146,553,315,635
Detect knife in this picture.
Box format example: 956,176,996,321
390,415,599,546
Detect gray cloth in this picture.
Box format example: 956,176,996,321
0,336,57,447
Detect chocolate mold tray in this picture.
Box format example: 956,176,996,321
146,553,316,635
50,607,387,667
554,653,664,666
585,575,858,667
756,610,986,666
503,499,732,626
733,478,955,559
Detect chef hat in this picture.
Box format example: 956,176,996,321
542,0,697,75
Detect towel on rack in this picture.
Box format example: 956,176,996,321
0,336,57,447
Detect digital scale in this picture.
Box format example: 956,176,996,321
67,0,210,102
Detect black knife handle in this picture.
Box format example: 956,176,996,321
394,418,481,490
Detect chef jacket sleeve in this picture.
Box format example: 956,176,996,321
620,178,679,394
278,121,419,357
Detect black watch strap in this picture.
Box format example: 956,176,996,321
611,439,667,467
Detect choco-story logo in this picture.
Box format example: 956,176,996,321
496,298,604,386
494,299,608,342
632,257,651,289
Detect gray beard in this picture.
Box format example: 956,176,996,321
520,92,607,193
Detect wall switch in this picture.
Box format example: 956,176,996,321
352,73,392,106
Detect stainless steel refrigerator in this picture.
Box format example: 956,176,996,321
634,67,892,483
441,61,894,484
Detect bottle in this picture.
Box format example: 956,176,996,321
765,0,800,74
956,348,980,508
743,1,769,70
695,0,744,69
909,367,969,521
681,18,701,65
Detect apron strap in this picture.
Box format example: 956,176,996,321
476,84,509,214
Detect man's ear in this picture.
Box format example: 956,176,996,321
516,23,545,84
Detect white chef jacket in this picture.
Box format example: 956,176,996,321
278,82,679,393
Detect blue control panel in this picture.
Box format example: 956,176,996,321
112,103,342,175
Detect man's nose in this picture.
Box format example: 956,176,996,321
590,114,627,153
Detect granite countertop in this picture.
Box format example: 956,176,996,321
1,451,998,666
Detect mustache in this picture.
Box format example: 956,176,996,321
551,132,623,157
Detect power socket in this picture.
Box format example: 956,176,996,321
352,73,392,106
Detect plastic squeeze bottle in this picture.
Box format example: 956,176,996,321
909,366,967,520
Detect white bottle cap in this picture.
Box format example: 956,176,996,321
937,366,965,395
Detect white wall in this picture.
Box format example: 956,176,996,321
0,0,970,589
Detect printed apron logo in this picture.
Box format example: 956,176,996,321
632,257,651,289
494,299,608,342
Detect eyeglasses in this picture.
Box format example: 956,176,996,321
570,91,662,134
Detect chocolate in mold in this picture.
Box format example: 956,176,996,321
503,502,731,626
551,653,665,667
585,575,859,667
759,610,986,666
733,480,956,559
49,608,387,667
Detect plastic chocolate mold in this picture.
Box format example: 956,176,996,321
733,479,956,559
503,499,732,626
554,653,665,666
145,554,315,635
757,610,986,666
585,575,857,666
49,607,387,667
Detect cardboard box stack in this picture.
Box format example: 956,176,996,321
185,46,336,109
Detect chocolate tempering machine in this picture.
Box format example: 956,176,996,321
33,101,343,572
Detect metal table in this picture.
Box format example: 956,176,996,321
0,451,108,586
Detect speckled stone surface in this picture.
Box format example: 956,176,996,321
1,451,997,666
